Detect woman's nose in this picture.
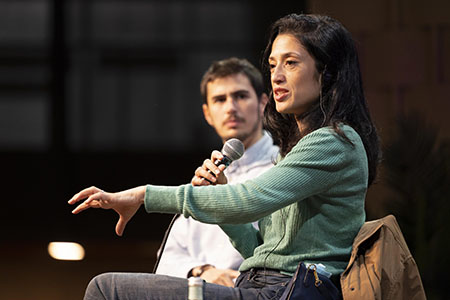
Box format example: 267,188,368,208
271,66,285,84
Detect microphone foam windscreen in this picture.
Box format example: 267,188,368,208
221,138,245,161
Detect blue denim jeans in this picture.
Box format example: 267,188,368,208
84,268,291,300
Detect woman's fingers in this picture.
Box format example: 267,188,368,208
203,159,221,176
210,150,223,162
198,164,218,183
71,200,94,214
215,165,228,184
191,159,218,185
116,216,127,236
191,175,212,186
68,186,103,204
114,201,141,236
190,149,230,187
84,191,109,205
69,189,108,214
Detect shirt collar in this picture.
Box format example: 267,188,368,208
226,131,276,174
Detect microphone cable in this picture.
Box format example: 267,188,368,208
151,213,180,273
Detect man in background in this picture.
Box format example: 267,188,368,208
155,57,278,287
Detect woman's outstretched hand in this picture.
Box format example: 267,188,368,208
68,185,146,236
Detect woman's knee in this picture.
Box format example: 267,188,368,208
84,273,115,300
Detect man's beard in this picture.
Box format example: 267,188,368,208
230,114,262,147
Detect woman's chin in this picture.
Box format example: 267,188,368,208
275,103,288,114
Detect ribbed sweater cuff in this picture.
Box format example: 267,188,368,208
144,184,184,214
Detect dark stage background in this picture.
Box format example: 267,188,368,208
1,1,449,299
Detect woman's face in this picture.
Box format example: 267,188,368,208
268,34,320,115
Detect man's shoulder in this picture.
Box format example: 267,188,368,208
247,131,279,161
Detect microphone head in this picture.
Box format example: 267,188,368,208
221,138,245,162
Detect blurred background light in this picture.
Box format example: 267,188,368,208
48,242,85,261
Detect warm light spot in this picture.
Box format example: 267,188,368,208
48,242,85,261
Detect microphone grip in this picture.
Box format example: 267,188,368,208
206,156,232,182
214,155,232,168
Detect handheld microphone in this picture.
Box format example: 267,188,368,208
215,138,245,168
207,138,245,181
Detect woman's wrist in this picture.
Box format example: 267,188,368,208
121,185,146,205
138,185,147,204
136,185,146,205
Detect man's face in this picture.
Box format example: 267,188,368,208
203,73,267,148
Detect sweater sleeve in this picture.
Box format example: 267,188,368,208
144,126,363,225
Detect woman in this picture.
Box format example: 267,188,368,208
69,13,380,300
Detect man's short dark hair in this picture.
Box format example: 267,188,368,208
200,57,264,104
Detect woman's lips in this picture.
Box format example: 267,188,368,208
273,88,289,101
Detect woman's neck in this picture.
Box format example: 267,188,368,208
295,117,307,136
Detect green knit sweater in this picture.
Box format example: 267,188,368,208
144,125,368,276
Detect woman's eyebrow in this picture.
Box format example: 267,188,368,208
269,51,302,61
